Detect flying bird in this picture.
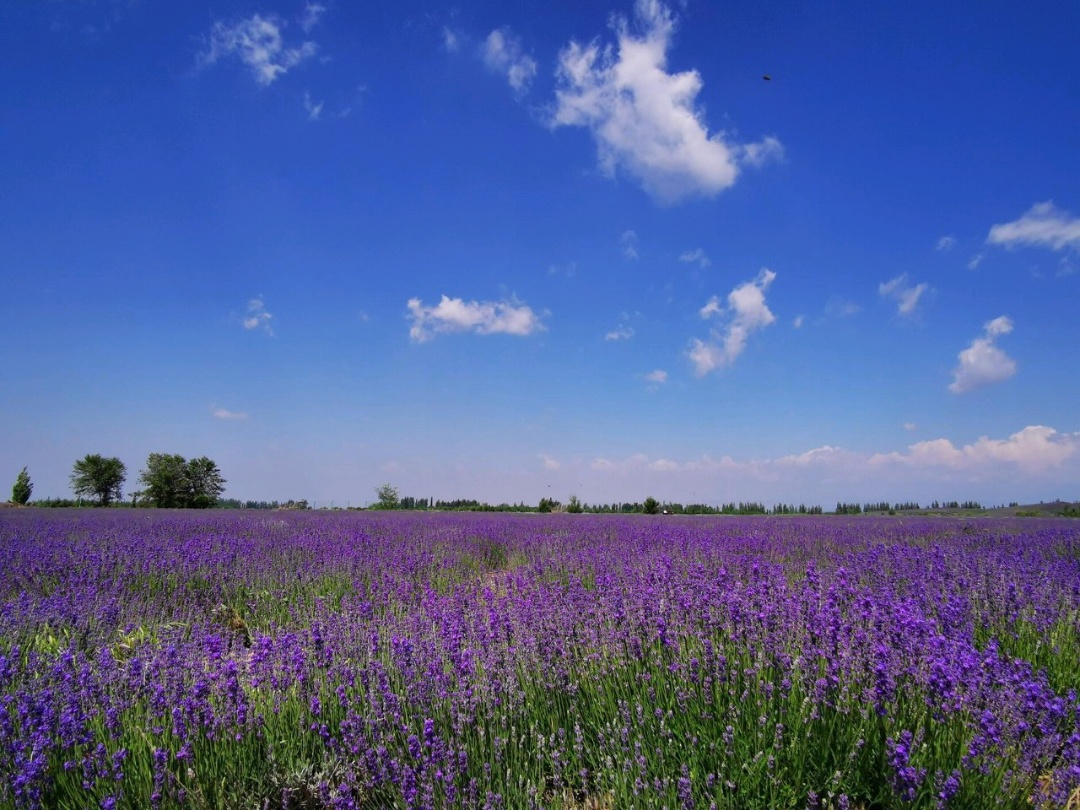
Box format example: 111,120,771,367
763,74,772,81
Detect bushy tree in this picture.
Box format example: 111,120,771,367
643,496,660,515
139,454,226,508
70,454,126,506
566,494,583,513
140,453,189,508
185,456,227,508
11,467,32,504
374,483,399,510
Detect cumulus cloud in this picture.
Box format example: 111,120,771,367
988,201,1080,251
482,28,537,94
688,268,776,375
587,425,1077,484
605,324,635,341
949,316,1016,394
213,408,249,421
879,274,929,316
936,235,956,252
679,248,711,269
550,0,782,203
621,229,639,259
243,296,274,334
872,426,1077,473
407,295,545,342
200,14,317,86
644,369,668,384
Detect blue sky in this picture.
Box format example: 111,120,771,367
2,0,1079,508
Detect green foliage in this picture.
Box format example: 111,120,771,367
537,497,560,513
642,496,660,514
10,467,32,505
138,453,226,508
373,483,399,510
70,454,126,506
566,494,583,513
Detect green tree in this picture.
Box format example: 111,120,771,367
566,494,583,513
139,453,189,508
374,483,399,510
70,454,126,506
186,456,226,508
643,496,660,515
140,454,227,508
11,467,32,505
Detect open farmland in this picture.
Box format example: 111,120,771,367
1,511,1079,809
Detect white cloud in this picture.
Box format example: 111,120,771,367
605,325,635,341
872,426,1077,473
213,408,249,421
648,458,679,471
988,201,1080,251
621,229,639,259
948,315,1016,394
200,14,318,86
936,235,956,252
550,0,782,203
967,253,984,270
407,295,545,342
793,315,804,328
539,454,561,471
679,248,711,269
689,268,776,375
442,26,461,53
878,274,929,316
303,92,324,121
903,422,917,432
299,3,326,34
243,296,274,335
482,28,537,95
824,296,860,319
644,369,668,384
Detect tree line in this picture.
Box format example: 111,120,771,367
8,454,227,508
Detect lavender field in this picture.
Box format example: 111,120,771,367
1,511,1079,809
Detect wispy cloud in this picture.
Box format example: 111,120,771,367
299,3,326,34
967,253,984,270
538,453,561,471
605,324,635,341
936,235,956,252
878,274,929,316
679,248,711,269
442,26,461,53
200,13,317,86
621,230,639,259
988,201,1080,251
303,92,324,120
949,315,1016,394
688,268,776,376
644,369,668,384
550,0,782,203
824,296,860,319
481,27,537,95
793,315,804,328
213,408,249,421
243,296,274,335
407,295,545,342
